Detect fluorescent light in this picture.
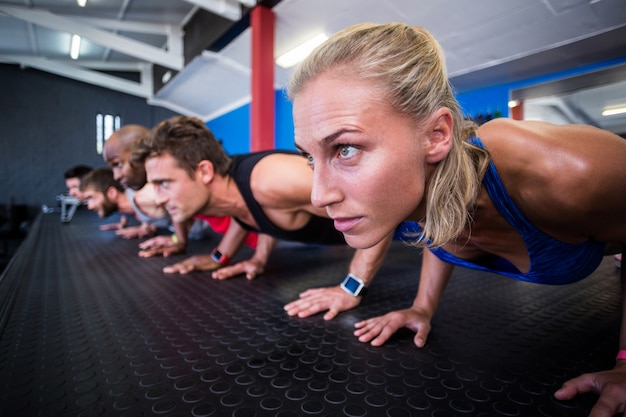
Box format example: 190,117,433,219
70,34,81,60
602,106,626,117
276,33,328,69
77,0,87,7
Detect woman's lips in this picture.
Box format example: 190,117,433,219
333,217,361,233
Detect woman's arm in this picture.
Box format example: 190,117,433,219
285,232,394,320
353,247,454,346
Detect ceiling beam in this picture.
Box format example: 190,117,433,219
0,5,183,70
74,17,177,35
0,55,153,98
181,0,245,21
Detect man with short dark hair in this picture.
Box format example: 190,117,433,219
64,164,93,201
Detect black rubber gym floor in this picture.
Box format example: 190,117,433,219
0,210,621,417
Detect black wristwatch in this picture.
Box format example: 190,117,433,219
340,273,368,297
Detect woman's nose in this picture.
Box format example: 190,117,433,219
311,166,341,209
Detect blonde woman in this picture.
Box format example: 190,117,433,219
288,22,626,416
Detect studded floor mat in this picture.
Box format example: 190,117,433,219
0,211,621,416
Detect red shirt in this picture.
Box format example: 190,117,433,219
193,214,258,248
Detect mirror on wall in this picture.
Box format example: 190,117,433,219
512,64,626,138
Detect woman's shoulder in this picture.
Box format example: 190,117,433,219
475,119,558,186
477,117,622,152
475,118,626,236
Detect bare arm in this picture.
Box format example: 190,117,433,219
284,232,394,320
411,248,455,320
212,232,278,280
353,247,454,346
163,219,249,275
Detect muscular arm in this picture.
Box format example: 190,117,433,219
163,219,249,275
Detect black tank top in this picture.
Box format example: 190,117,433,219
230,151,346,245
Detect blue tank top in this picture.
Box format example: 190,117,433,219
426,137,606,285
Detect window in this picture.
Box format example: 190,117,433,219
96,113,121,154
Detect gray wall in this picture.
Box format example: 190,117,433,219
0,64,179,215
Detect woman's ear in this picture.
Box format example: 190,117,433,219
424,108,453,164
196,160,215,184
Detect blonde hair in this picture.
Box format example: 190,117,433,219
288,22,489,248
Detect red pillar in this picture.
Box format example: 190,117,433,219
250,5,275,151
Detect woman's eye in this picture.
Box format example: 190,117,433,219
305,154,314,166
338,145,357,158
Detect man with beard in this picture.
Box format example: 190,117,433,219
80,167,170,238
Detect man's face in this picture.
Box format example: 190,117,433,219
82,187,118,218
103,138,146,190
145,153,209,224
66,177,85,200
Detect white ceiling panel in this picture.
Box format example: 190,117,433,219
151,50,251,120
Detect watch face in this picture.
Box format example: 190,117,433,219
341,274,365,296
212,249,223,263
343,276,361,293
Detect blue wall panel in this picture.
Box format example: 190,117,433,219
207,103,251,155
275,89,296,151
207,89,296,154
456,84,510,120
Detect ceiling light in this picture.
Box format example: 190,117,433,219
70,34,81,60
77,0,87,6
507,100,520,108
276,33,329,69
602,106,626,117
162,70,172,84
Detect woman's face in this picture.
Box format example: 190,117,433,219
293,72,434,250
